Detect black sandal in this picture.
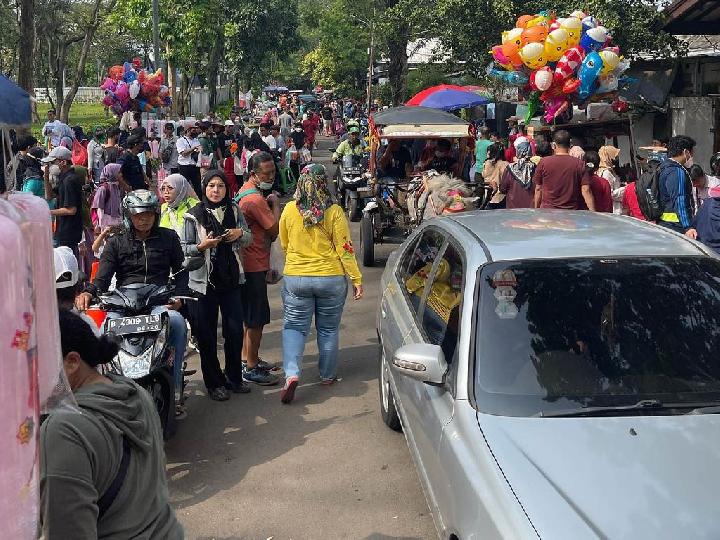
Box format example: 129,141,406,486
208,387,230,401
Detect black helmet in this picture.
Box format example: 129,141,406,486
710,152,720,175
122,189,159,230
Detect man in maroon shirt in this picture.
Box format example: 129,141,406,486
533,130,595,211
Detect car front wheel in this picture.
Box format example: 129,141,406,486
379,344,402,432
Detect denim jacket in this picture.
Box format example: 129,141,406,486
181,206,252,295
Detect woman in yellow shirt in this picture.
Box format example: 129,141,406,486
279,163,363,403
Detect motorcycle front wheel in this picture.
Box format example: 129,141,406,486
141,369,176,440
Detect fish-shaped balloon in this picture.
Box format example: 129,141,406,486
599,49,621,75
544,28,569,62
488,68,530,86
561,17,583,47
578,51,603,100
580,26,608,52
520,42,548,69
554,46,585,83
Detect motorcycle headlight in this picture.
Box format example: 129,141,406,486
117,347,153,379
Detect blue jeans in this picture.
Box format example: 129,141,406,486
282,275,348,380
106,306,187,391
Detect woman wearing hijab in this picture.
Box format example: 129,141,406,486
482,143,509,209
159,173,199,236
598,145,625,214
278,163,363,404
499,140,536,209
182,170,253,401
91,163,123,231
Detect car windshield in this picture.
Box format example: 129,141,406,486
474,257,720,417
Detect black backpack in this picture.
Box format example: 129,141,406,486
635,161,663,221
161,140,174,164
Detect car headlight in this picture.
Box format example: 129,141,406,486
117,347,153,379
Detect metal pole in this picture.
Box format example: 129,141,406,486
367,19,374,114
151,0,162,75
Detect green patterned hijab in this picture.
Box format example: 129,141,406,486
294,163,338,227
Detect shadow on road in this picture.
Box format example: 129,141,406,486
165,343,379,510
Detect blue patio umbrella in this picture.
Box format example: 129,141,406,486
0,75,31,128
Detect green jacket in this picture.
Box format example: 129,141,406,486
199,134,218,168
160,197,200,236
40,375,183,539
333,139,366,162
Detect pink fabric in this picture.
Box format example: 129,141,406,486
0,206,38,538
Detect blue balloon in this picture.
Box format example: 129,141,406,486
578,51,603,100
488,68,529,86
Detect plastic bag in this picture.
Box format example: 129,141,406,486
266,239,284,284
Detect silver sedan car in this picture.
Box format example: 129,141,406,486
377,209,720,540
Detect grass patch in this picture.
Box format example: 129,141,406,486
32,102,116,140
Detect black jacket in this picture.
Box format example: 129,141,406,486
87,226,187,295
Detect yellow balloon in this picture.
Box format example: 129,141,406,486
560,17,582,47
519,42,548,69
599,50,621,75
544,28,569,62
570,10,586,19
502,28,523,47
526,14,548,28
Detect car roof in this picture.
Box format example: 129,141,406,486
446,209,706,262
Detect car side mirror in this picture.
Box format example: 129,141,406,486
392,343,447,385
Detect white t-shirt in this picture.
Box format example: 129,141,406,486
262,134,277,150
176,136,201,166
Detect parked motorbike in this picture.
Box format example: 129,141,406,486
334,153,370,222
95,260,201,440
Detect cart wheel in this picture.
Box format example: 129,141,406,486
360,213,375,267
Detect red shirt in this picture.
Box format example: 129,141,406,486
588,174,613,213
622,182,647,220
237,181,277,272
532,154,591,210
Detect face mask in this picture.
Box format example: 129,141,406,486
49,164,61,177
685,153,694,168
258,181,274,191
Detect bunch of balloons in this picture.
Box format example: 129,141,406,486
488,10,631,124
99,58,172,115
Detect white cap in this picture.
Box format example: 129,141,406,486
54,246,80,289
42,146,72,163
225,120,235,126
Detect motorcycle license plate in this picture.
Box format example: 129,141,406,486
106,314,162,335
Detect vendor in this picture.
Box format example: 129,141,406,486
377,139,413,179
421,139,458,176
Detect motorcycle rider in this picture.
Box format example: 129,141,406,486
332,126,366,163
76,190,189,417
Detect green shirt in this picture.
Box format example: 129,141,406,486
475,139,493,174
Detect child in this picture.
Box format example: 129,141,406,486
584,150,613,213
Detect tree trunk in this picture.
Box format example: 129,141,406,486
61,0,114,122
207,33,224,110
53,42,66,120
166,43,177,116
180,72,189,117
18,0,37,122
387,26,409,106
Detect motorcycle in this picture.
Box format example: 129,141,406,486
334,153,370,222
95,260,201,440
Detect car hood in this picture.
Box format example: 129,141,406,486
478,413,720,539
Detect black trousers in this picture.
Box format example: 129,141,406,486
179,164,202,198
193,285,245,390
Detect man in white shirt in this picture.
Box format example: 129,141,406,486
42,109,63,147
259,123,276,152
176,122,203,195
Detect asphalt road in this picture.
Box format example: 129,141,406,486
165,136,436,540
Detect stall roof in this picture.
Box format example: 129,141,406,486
379,123,471,139
664,0,720,35
620,60,678,107
372,106,468,126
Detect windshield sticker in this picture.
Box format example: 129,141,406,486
492,269,517,288
494,286,517,302
495,300,519,320
502,217,591,231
